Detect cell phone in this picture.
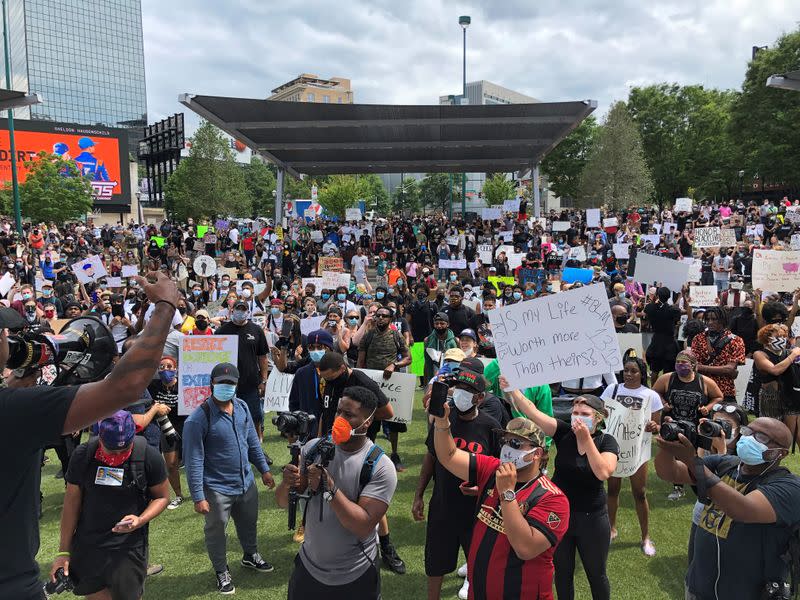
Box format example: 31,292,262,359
429,381,448,418
280,318,293,339
115,518,133,527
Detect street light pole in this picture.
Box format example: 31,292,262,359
459,15,470,219
738,170,745,201
2,0,21,234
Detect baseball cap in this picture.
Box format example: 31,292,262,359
98,410,136,449
451,367,486,392
270,298,283,306
443,347,466,363
459,356,485,374
573,394,609,418
434,312,449,324
495,417,546,447
459,328,477,342
210,362,239,383
195,309,210,319
307,329,334,349
233,300,248,310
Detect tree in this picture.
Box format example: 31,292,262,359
316,174,367,218
359,174,390,215
481,173,515,205
164,120,252,220
244,156,276,217
3,151,94,223
578,101,654,209
418,173,451,213
541,115,597,201
392,177,420,214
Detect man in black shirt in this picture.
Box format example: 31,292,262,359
216,300,269,439
443,286,475,337
407,283,437,343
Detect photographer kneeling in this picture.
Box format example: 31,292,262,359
655,416,800,599
276,386,397,600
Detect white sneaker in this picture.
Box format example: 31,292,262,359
167,496,183,510
458,578,469,600
457,563,468,578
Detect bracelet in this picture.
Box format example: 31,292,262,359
155,299,177,312
434,424,451,431
55,551,70,558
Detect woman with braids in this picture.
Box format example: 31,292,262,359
601,356,662,557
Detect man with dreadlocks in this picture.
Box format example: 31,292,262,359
691,306,746,403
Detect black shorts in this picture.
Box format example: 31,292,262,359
288,553,381,600
424,515,473,577
70,545,147,600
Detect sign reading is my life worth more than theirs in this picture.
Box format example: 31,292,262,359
178,335,238,416
487,283,622,390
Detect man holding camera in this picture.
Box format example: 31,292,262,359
276,386,397,600
655,416,800,599
182,362,275,595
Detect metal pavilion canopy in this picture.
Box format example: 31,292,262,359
766,69,800,92
178,93,596,220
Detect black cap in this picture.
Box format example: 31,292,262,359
434,312,449,323
210,362,239,383
459,356,485,375
233,300,248,310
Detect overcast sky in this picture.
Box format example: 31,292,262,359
141,0,797,132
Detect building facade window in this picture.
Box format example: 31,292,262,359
307,92,315,102
323,95,330,103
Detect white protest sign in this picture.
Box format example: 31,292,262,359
604,391,655,477
720,229,737,247
178,335,238,416
641,234,661,247
310,230,323,242
302,277,324,291
746,224,765,238
503,199,520,213
121,264,139,278
552,221,571,232
438,259,467,270
507,253,525,269
193,239,205,252
586,209,601,228
633,252,691,292
482,207,502,221
617,333,644,358
488,283,622,390
674,197,693,213
445,235,459,246
752,249,800,292
498,230,514,242
495,245,515,259
345,207,362,222
355,368,416,423
685,259,702,283
735,359,754,405
786,211,800,225
71,255,108,283
35,277,52,292
689,285,719,307
106,277,122,288
300,315,325,336
567,246,587,262
693,227,721,248
0,271,14,297
612,243,630,259
603,218,618,228
322,270,350,290
478,244,494,265
263,369,294,413
792,235,800,251
662,222,677,235
193,255,217,278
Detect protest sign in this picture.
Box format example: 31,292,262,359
662,222,677,234
345,208,362,221
445,235,459,246
488,283,622,390
720,228,737,247
603,218,618,228
605,390,654,477
736,359,754,405
204,233,217,245
150,236,165,248
586,209,601,228
310,230,323,242
300,315,325,336
685,259,702,283
503,199,520,213
106,277,122,288
215,219,229,231
178,336,238,415
792,235,800,251
438,258,467,270
641,235,660,247
193,255,217,278
786,211,800,225
322,270,350,290
633,252,690,292
193,240,205,252
617,333,644,358
0,271,14,297
488,276,515,292
263,369,294,413
518,268,537,285
693,227,721,248
302,277,324,291
478,244,493,264
689,285,719,307
530,217,548,230
495,245,515,258
498,230,514,242
552,221,570,232
612,243,630,259
410,342,425,376
674,197,693,213
317,256,344,275
219,267,238,282
561,268,594,284
507,253,525,270
34,277,52,292
567,246,587,262
482,207,502,221
752,249,800,292
355,368,416,423
71,255,108,283
197,225,210,239
121,264,139,278
746,224,765,238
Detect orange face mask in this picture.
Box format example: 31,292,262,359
331,409,375,445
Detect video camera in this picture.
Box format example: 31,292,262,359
272,410,316,441
660,418,732,451
43,567,73,597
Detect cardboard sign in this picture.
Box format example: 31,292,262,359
674,197,693,213
503,199,520,213
482,207,502,221
355,368,416,423
72,255,108,284
752,249,800,292
605,390,655,477
693,227,721,248
178,335,239,416
121,265,139,278
438,259,467,270
586,208,601,228
633,252,690,292
193,255,217,278
317,256,344,275
262,369,294,413
552,221,571,232
603,217,618,228
720,228,737,247
322,270,350,290
612,243,630,259
689,285,718,307
345,208,362,221
488,283,622,390
478,244,494,265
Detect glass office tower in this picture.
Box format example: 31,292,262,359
2,0,147,155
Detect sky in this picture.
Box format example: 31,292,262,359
141,0,798,132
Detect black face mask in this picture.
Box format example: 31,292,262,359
615,316,628,326
741,307,753,317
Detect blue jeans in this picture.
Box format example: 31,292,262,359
238,387,264,425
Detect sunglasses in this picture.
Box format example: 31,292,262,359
501,437,533,450
711,403,738,414
739,426,772,445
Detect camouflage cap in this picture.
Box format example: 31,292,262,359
495,417,546,447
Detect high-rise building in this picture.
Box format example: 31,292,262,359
268,74,353,104
439,80,538,106
2,0,147,155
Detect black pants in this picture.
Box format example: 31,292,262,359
554,506,611,600
287,554,381,600
51,432,81,473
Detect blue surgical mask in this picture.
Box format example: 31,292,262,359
348,317,359,325
193,289,201,296
271,307,281,316
736,435,769,465
232,309,248,323
159,369,177,384
376,291,385,299
337,293,346,301
513,292,522,301
213,383,237,402
571,414,595,432
322,293,330,300
309,349,325,363
524,289,534,297
450,275,457,282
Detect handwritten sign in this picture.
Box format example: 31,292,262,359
720,228,737,247
438,259,467,270
488,283,622,390
178,335,238,415
567,246,587,262
503,199,520,213
617,333,644,358
693,227,721,248
752,249,800,292
686,259,702,283
507,252,525,270
317,256,343,275
612,243,630,259
106,277,122,288
355,368,416,423
488,275,515,292
302,277,324,291
674,197,693,213
322,270,350,290
641,234,661,247
786,211,800,225
263,369,294,413
345,208,362,222
633,252,691,293
603,217,618,228
552,221,571,232
0,272,14,297
445,235,459,246
71,255,108,284
482,207,502,221
689,285,718,307
310,230,323,242
121,265,139,278
478,244,494,264
791,235,800,251
746,224,765,239
300,315,325,336
586,208,601,228
604,389,655,477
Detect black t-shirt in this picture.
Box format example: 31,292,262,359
425,411,501,522
444,303,476,337
644,302,681,335
65,438,167,551
147,380,179,412
215,321,269,391
0,385,77,599
320,369,390,435
551,419,620,513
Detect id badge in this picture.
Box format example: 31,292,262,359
95,466,124,486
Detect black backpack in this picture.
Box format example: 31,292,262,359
76,436,150,511
200,398,249,444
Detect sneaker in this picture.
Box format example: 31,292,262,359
293,525,305,544
641,539,656,557
147,564,164,577
458,578,470,600
241,552,274,573
167,496,183,510
667,486,685,501
390,453,406,473
457,563,468,578
216,568,235,594
380,541,406,575
610,528,618,542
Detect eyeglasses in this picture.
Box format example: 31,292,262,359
375,314,390,319
501,437,533,450
739,426,772,445
711,403,738,414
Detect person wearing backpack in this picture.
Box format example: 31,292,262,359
276,386,398,600
655,416,800,600
50,411,170,600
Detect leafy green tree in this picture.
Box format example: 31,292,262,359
244,156,276,217
481,173,515,205
3,151,94,223
579,101,654,209
164,120,252,220
392,177,420,214
541,115,597,201
316,174,367,218
418,173,451,213
359,174,390,215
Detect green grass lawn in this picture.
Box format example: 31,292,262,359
36,398,800,599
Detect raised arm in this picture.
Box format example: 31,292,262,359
498,375,557,437
431,403,470,482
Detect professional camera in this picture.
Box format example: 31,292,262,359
43,567,73,596
272,411,316,441
660,419,697,447
697,419,733,450
306,437,336,469
155,411,180,445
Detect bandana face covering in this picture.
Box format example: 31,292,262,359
331,408,375,445
95,444,132,467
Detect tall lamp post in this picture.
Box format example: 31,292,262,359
459,15,470,219
2,0,21,234
738,170,745,201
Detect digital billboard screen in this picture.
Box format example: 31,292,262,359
0,120,131,207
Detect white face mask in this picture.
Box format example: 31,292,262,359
451,388,475,412
571,414,595,432
462,347,475,358
500,444,535,469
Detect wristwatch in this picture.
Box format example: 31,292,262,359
501,489,516,503
323,486,338,503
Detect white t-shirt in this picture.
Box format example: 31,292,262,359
600,383,662,477
351,255,369,275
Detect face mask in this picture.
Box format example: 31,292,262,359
348,317,359,325
22,293,31,300
615,316,627,326
500,444,535,470
388,287,394,294
232,309,248,323
417,292,427,301
242,289,252,298
768,337,788,354
337,293,346,301
221,279,230,287
730,282,744,290
376,291,385,299
331,408,375,445
462,347,475,358
271,307,281,316
322,293,330,300
674,363,693,377
193,289,201,296
618,291,626,298
309,349,325,363
450,275,457,282
571,414,595,432
159,369,177,384
512,292,522,301
524,289,534,297
452,388,476,413
213,383,237,402
736,435,769,465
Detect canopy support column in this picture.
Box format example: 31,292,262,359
532,163,541,218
